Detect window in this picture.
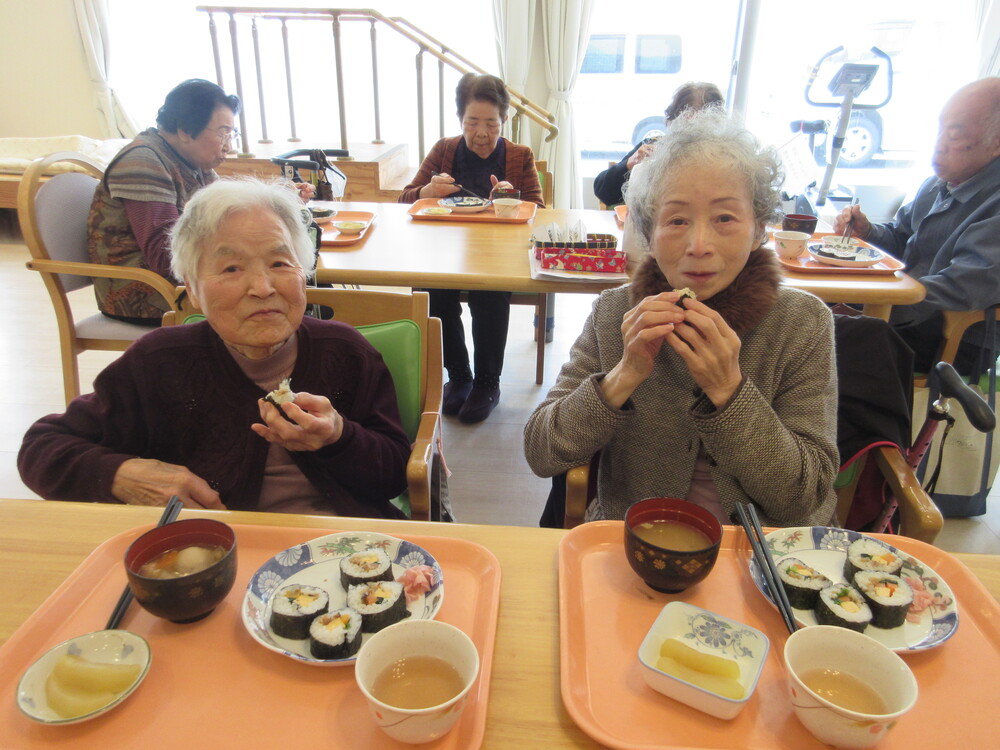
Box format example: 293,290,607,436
635,35,682,74
580,35,626,74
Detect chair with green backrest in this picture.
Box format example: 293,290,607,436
166,288,444,521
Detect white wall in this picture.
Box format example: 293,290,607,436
0,0,106,137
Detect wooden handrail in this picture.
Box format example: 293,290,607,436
196,6,558,161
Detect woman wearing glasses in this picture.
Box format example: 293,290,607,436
87,78,245,326
399,73,543,423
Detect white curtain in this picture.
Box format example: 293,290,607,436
493,0,537,148
73,0,138,138
978,1,1000,76
538,0,594,208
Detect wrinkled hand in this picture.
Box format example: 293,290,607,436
111,458,225,509
295,181,317,203
626,143,655,171
664,297,742,408
251,391,344,452
420,172,460,199
600,291,687,408
832,204,871,239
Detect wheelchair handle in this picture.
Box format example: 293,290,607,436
935,361,996,432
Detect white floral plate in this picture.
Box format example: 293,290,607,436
439,196,489,213
242,532,444,666
748,526,958,652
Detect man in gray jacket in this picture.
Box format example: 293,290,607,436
834,78,1000,374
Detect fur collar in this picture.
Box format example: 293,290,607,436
628,248,781,336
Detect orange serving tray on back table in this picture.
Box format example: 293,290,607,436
558,521,1000,750
407,198,537,224
0,524,501,750
319,210,376,246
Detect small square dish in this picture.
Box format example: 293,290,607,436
637,601,768,720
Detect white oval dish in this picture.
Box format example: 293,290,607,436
808,243,884,268
439,196,489,214
748,526,958,652
242,531,444,666
16,630,151,725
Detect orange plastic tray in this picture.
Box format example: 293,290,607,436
0,524,501,749
407,198,537,223
559,522,1000,750
775,232,904,275
319,210,376,246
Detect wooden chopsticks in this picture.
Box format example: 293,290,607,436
105,496,183,630
735,503,798,634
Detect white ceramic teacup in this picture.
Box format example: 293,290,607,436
773,230,811,260
784,626,918,749
354,620,480,744
493,198,522,218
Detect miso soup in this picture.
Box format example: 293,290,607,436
138,544,225,579
801,668,888,714
632,520,711,551
371,655,466,709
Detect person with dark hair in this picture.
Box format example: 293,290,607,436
398,73,543,423
593,81,724,208
87,79,242,325
833,77,1000,375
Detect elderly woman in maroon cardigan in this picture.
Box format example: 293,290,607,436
399,73,544,424
19,180,410,518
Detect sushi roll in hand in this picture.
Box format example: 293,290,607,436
263,378,298,424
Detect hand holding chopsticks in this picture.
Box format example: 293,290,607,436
105,496,183,630
736,503,799,634
841,197,860,242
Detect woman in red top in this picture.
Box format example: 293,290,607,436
399,73,543,423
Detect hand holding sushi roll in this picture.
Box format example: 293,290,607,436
252,391,345,451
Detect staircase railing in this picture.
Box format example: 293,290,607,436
195,6,558,161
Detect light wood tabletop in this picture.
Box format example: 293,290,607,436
1,499,997,748
314,202,925,320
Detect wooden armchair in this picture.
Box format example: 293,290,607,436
18,151,182,403
913,309,991,388
564,450,942,543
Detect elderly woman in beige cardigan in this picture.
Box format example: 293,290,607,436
524,110,838,527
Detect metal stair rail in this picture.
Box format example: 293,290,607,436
195,6,558,161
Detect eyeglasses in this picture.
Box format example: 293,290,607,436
212,126,240,142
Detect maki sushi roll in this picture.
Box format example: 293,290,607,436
309,608,363,660
843,537,903,581
676,287,697,307
347,580,409,633
854,571,914,629
340,548,393,589
815,584,872,633
776,557,831,610
264,378,297,423
270,584,329,640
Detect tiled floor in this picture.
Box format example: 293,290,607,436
2,208,999,553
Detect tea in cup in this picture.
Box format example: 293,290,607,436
355,620,480,744
774,231,811,260
493,198,522,218
784,626,917,749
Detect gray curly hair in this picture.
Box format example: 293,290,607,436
625,108,782,249
170,178,316,293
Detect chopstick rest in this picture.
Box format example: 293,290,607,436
105,496,183,630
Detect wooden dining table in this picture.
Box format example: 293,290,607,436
1,498,997,749
314,201,925,322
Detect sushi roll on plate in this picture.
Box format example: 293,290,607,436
815,584,872,633
340,548,393,589
309,609,363,659
854,571,914,629
347,580,409,633
270,585,329,640
776,557,831,610
843,537,903,581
